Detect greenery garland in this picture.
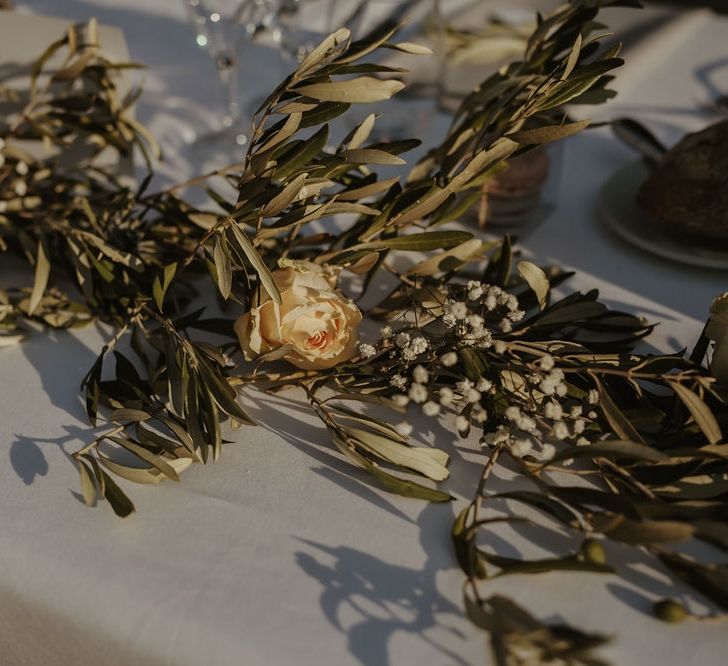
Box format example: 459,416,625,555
2,2,726,662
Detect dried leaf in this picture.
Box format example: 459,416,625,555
100,470,135,518
295,78,405,104
213,234,232,299
517,260,549,310
365,231,473,252
672,382,722,445
262,172,309,217
511,119,590,145
344,148,406,165
106,435,180,482
77,459,97,506
347,113,376,150
347,426,450,481
152,262,177,312
28,240,50,316
388,42,433,55
229,222,281,305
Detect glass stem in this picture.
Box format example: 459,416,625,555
217,52,241,128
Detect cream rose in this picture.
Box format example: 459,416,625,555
234,261,362,370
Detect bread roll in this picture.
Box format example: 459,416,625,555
638,120,728,240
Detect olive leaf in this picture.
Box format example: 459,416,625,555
511,119,590,145
152,263,177,312
517,260,549,310
671,382,722,445
213,234,233,299
28,239,50,316
228,222,282,305
294,77,405,103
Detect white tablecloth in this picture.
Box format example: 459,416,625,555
2,2,727,665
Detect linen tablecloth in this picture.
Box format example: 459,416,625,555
2,2,727,664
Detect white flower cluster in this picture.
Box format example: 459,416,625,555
370,288,603,461
393,331,429,361
386,349,497,436
357,324,430,368
375,284,528,440
387,360,442,435
524,355,568,397
439,378,493,431
482,371,599,462
483,416,557,462
441,281,525,345
358,343,377,359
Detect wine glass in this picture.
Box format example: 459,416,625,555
183,0,277,147
229,0,370,122
272,0,377,65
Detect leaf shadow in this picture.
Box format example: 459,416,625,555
606,582,656,619
8,425,98,502
604,538,724,615
498,510,578,558
20,327,97,420
240,393,416,524
294,502,474,666
9,436,48,485
8,327,100,488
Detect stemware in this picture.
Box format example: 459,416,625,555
233,1,371,122
271,0,366,65
183,0,277,147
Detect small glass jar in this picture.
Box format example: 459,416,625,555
465,141,564,233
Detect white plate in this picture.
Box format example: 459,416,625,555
598,160,728,270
